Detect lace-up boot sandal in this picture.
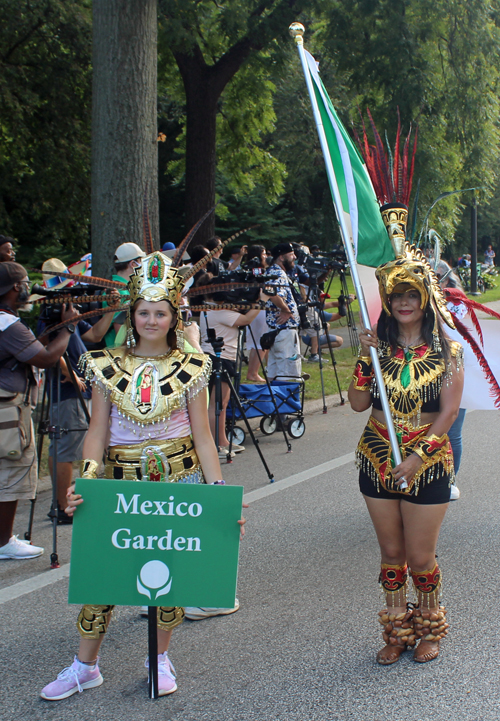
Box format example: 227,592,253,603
412,606,449,663
376,608,415,665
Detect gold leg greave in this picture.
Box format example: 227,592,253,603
157,606,185,631
77,605,115,639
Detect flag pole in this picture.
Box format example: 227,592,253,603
289,22,405,476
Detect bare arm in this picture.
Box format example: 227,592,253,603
30,302,78,368
188,389,223,484
347,326,375,412
81,386,112,462
65,387,111,516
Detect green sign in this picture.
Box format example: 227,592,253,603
69,479,243,608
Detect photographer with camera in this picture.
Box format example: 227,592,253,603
245,245,270,382
265,243,303,381
197,273,270,457
0,262,80,559
38,259,120,523
302,294,355,361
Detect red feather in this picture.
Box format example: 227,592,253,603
367,108,393,202
143,184,154,255
406,126,418,206
394,109,401,199
453,315,500,408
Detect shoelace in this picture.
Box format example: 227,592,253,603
57,664,85,693
145,654,176,678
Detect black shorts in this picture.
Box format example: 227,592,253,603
207,354,236,391
359,469,451,505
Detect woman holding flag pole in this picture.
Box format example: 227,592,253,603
290,23,463,664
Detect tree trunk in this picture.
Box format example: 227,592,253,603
91,0,158,279
184,73,218,246
175,40,254,247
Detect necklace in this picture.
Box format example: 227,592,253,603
398,335,423,354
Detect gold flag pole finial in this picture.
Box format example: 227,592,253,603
289,22,305,44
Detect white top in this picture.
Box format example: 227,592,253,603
199,310,241,361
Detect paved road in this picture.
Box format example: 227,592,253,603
2,403,500,720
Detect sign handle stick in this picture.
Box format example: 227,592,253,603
148,606,159,699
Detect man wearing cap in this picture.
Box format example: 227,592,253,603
0,262,77,559
103,242,146,347
265,243,302,380
0,235,16,263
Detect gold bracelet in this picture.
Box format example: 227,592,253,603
80,459,100,479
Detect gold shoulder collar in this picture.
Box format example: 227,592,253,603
450,340,463,357
79,348,211,426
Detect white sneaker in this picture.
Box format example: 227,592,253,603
450,484,460,501
140,606,149,617
0,535,44,559
227,443,245,453
307,354,320,362
218,448,235,459
184,598,240,621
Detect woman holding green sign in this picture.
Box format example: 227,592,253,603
41,246,245,701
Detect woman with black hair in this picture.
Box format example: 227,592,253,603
348,249,463,666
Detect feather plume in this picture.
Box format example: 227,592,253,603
33,293,124,306
37,304,130,339
187,281,262,297
452,314,500,408
171,207,216,268
143,184,154,254
31,269,127,290
189,303,262,312
355,110,418,208
182,225,258,282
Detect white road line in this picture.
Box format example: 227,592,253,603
243,452,355,504
0,452,356,605
0,563,70,604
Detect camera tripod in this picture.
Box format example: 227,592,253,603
206,327,275,483
325,265,359,353
25,352,90,568
304,274,345,413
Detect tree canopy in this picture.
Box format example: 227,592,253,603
2,0,500,266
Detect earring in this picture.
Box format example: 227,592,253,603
126,326,136,348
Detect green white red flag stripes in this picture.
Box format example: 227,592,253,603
304,50,394,268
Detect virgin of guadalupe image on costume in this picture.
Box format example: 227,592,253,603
130,362,159,415
141,446,169,482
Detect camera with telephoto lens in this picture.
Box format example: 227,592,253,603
297,303,311,330
209,268,280,303
32,283,106,324
295,246,347,276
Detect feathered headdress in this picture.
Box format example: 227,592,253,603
355,111,454,347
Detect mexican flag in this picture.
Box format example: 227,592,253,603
304,50,394,268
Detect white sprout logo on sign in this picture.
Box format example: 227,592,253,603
137,560,172,600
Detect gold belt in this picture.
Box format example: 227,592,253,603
104,435,203,483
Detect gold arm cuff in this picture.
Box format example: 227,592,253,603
357,355,372,363
80,459,99,478
412,447,427,462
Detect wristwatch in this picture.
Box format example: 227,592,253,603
65,323,76,335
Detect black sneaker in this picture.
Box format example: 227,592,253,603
47,505,73,525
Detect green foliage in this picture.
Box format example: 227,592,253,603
317,0,500,243
0,0,92,265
